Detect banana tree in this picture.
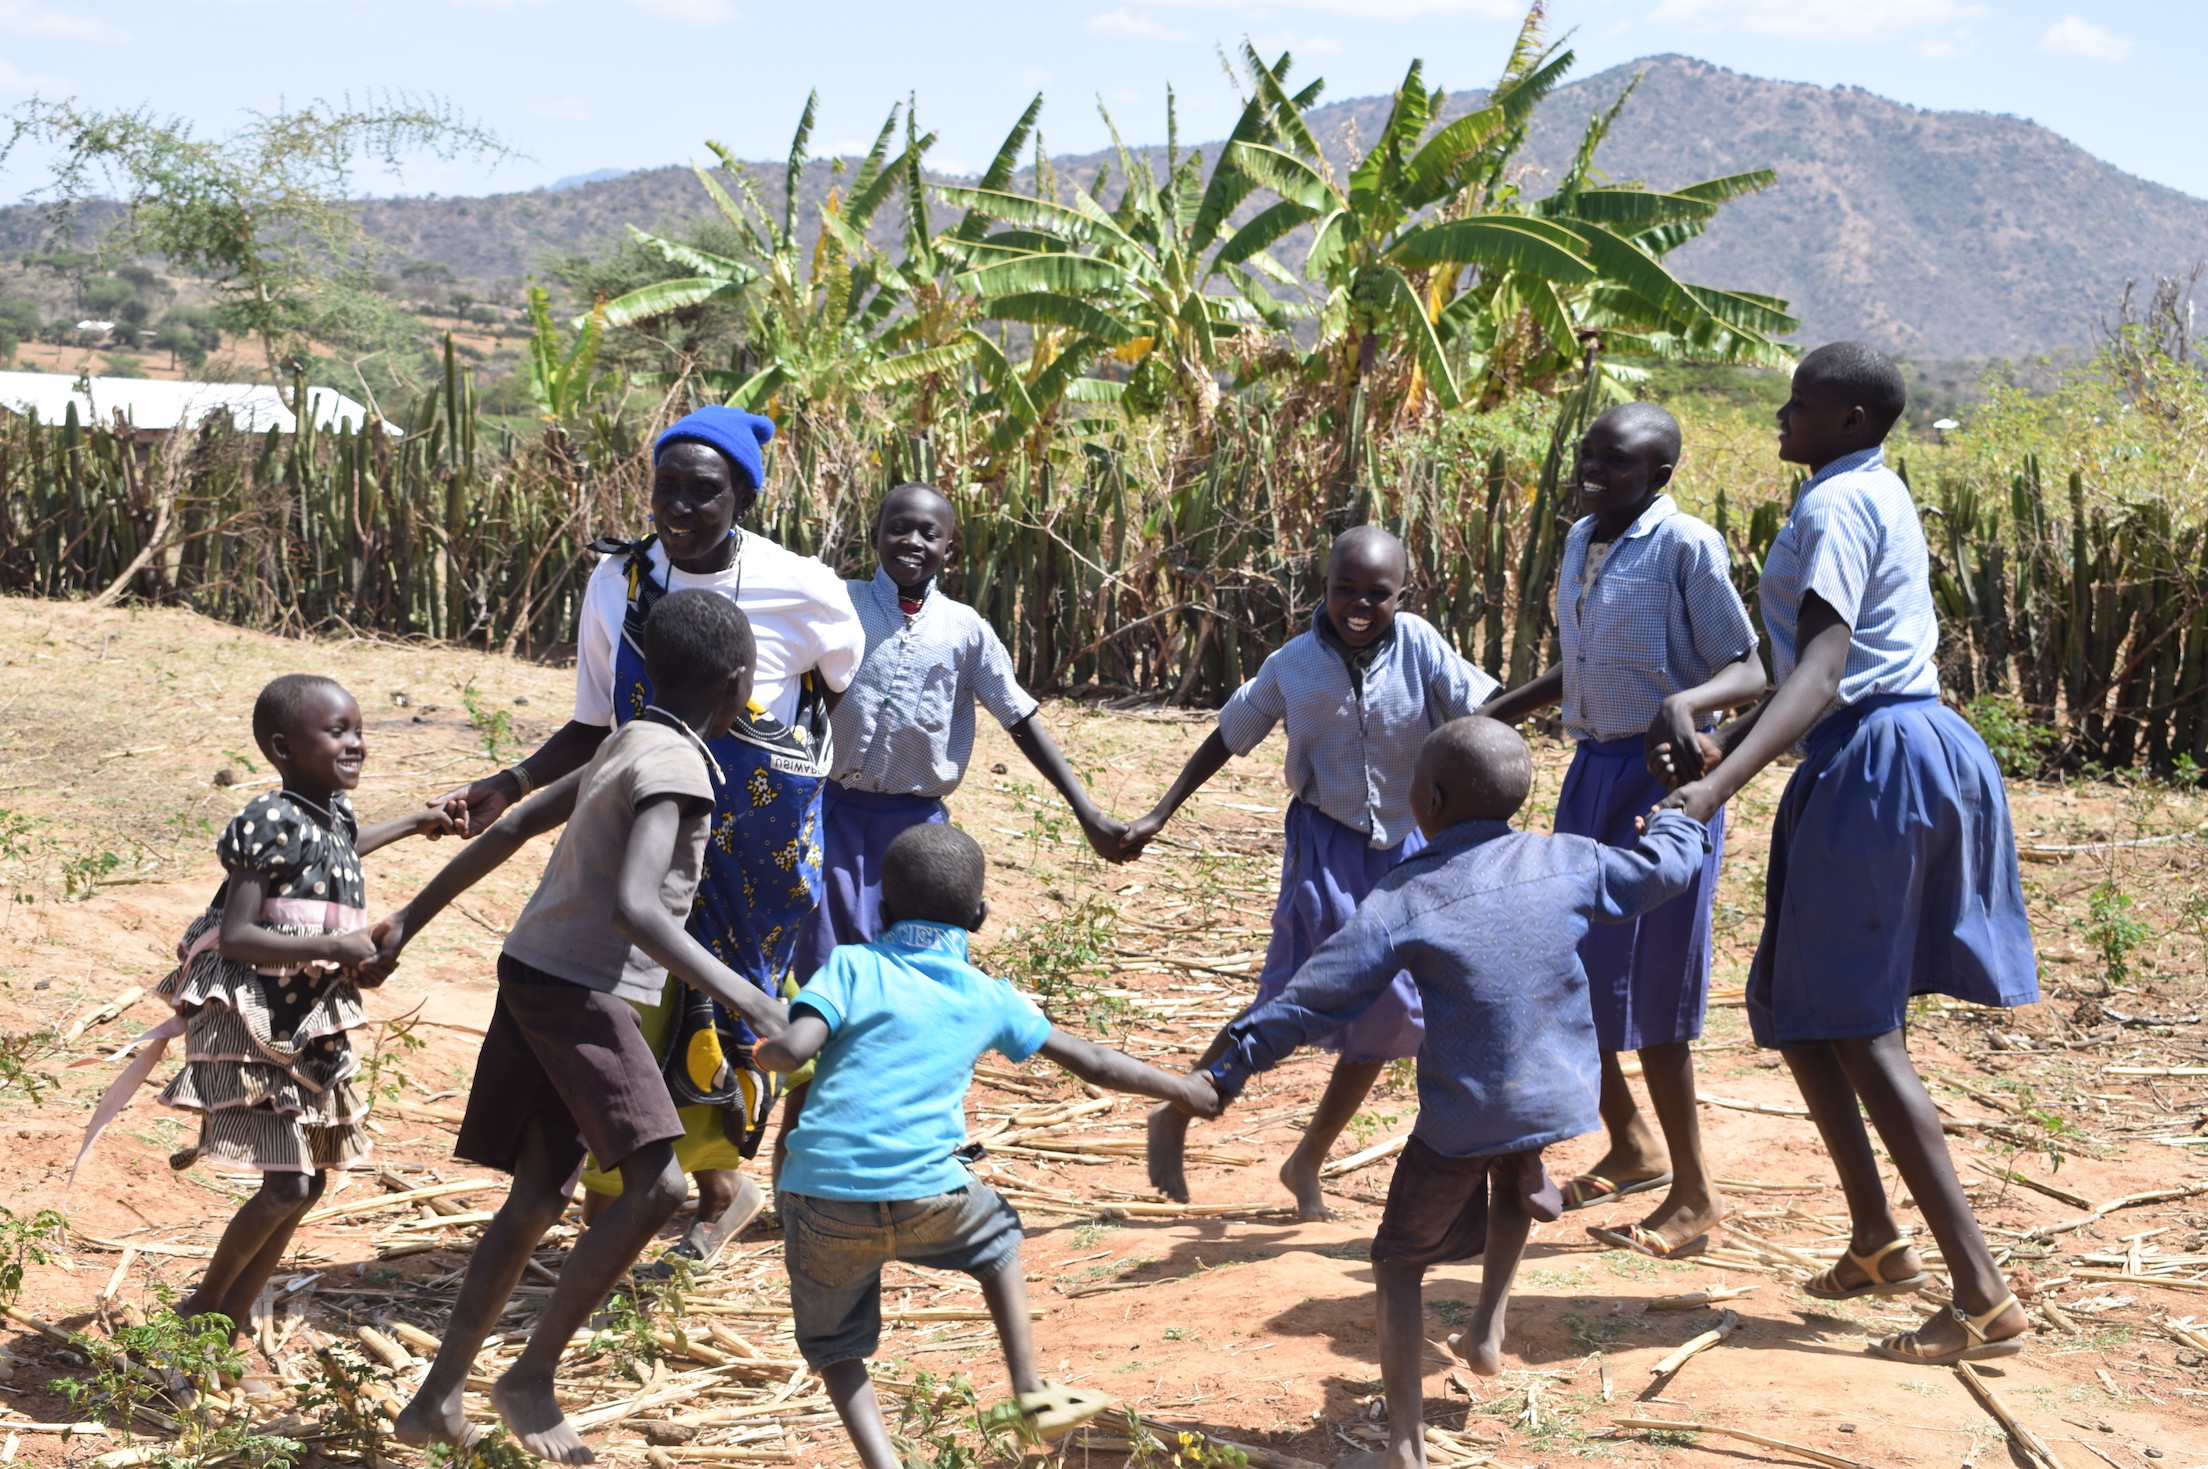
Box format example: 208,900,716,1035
1223,5,1795,414
936,49,1319,449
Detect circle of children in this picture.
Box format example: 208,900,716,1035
80,340,2042,1468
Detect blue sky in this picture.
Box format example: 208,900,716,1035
0,1,2199,201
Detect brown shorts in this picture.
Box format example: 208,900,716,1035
1369,1137,1559,1268
454,955,684,1184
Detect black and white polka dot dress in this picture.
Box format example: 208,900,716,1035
154,790,372,1173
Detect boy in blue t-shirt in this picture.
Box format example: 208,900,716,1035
757,825,1220,1467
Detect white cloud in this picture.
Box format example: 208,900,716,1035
1254,28,1344,55
1648,0,1985,53
2039,15,2131,62
626,0,738,24
530,95,593,120
1148,0,1518,16
1087,8,1198,41
1015,65,1050,89
0,0,129,43
0,57,68,97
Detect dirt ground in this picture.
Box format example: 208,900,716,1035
0,597,2204,1469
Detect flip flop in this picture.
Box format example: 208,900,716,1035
638,1174,765,1280
1586,1223,1710,1260
1869,1294,2026,1366
1803,1236,1928,1300
1560,1171,1672,1212
980,1383,1115,1445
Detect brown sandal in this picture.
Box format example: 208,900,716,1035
1870,1294,2026,1366
1803,1236,1927,1300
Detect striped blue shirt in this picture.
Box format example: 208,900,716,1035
826,570,1040,799
1216,611,1500,849
1556,496,1758,743
1759,447,1941,732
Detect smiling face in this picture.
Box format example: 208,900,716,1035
873,485,956,593
1324,529,1408,650
1775,371,1873,470
651,441,751,570
1576,409,1677,535
270,685,366,798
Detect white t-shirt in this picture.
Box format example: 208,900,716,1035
574,531,864,729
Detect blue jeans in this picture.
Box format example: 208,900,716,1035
781,1183,1024,1366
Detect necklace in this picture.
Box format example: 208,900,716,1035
642,705,726,785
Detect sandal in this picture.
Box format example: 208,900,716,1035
1870,1294,2026,1366
1586,1223,1709,1260
637,1175,765,1280
1561,1171,1672,1212
980,1383,1114,1445
1803,1236,1927,1301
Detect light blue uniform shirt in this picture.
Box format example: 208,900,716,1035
826,570,1040,799
1215,611,1500,849
1555,496,1758,743
780,920,1052,1201
1213,812,1710,1157
1759,447,1941,733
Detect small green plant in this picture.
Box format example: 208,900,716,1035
221,747,260,774
1344,1107,1403,1148
0,1205,64,1304
0,809,36,862
2085,881,2152,992
1121,1412,1249,1469
990,897,1129,1030
462,681,520,765
1962,695,2054,777
586,1285,661,1382
60,1292,303,1467
61,847,123,898
301,1344,392,1464
0,1030,60,1102
1995,1083,2084,1174
422,1423,538,1469
361,1013,430,1109
896,1370,1020,1467
1069,1219,1122,1249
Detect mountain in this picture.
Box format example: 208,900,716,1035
13,56,2207,360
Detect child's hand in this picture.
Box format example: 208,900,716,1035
1115,812,1165,862
414,805,459,841
327,928,381,981
1081,813,1131,862
429,771,520,838
364,911,411,978
1175,1071,1225,1120
1646,733,1724,789
1657,779,1723,824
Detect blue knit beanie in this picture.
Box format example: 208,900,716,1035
654,406,777,492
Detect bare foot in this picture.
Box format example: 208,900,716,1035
393,1382,482,1450
1147,1104,1191,1203
1331,1446,1421,1469
1447,1324,1505,1377
1279,1154,1334,1222
490,1366,594,1464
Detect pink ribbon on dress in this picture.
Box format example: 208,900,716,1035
70,899,371,1184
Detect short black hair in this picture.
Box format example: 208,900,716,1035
881,823,987,928
1592,401,1682,463
1797,341,1907,438
874,481,955,532
1329,523,1408,579
252,674,348,760
644,588,754,696
1419,716,1534,822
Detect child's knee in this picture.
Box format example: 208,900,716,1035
619,1144,686,1216
260,1171,318,1209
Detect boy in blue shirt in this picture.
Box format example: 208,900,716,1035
756,824,1220,1469
1128,525,1500,1219
1203,717,1708,1469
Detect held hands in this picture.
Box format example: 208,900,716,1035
1111,810,1168,863
427,769,521,839
412,805,459,841
1078,812,1132,862
327,928,388,987
1646,731,1724,790
1656,778,1724,825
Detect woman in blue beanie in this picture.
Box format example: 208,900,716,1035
436,405,864,1269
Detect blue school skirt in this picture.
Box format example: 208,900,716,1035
791,782,949,984
1554,735,1725,1052
1254,800,1426,1064
1747,694,2038,1048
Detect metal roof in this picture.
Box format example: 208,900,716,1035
0,371,399,436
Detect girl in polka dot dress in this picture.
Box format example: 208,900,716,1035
155,674,452,1346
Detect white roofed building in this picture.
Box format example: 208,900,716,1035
0,371,397,441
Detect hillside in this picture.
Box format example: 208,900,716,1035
9,56,2206,360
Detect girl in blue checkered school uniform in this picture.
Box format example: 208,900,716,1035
792,482,1126,981
1484,403,1766,1261
1126,525,1499,1220
1659,343,2037,1366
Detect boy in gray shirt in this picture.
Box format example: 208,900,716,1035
373,589,789,1465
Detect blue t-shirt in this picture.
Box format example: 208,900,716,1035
779,920,1053,1201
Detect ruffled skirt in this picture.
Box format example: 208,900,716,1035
154,910,371,1173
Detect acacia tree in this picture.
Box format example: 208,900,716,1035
4,95,506,404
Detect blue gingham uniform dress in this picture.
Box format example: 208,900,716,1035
1552,497,1755,1050
794,571,1040,980
1217,611,1500,1062
1747,448,2037,1046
